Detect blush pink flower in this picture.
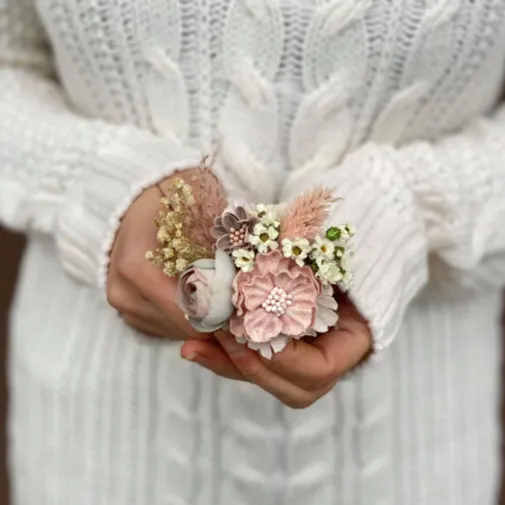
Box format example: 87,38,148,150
230,250,320,345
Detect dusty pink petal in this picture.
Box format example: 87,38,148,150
272,261,320,296
241,274,274,311
297,266,321,293
296,265,322,294
189,268,214,286
177,272,193,309
232,271,248,314
275,271,300,295
281,306,315,336
229,314,246,339
191,284,210,319
231,250,323,347
243,310,283,343
253,250,291,277
291,297,318,317
289,278,318,302
285,280,319,317
180,270,211,318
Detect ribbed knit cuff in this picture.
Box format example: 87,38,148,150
56,128,202,288
281,144,428,353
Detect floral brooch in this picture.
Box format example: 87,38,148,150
147,162,356,359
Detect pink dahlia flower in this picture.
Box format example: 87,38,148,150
230,250,320,346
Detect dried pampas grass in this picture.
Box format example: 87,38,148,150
279,187,337,241
184,157,228,250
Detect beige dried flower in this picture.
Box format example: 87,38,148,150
183,157,228,249
146,177,214,276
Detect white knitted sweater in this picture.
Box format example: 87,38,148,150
1,0,505,504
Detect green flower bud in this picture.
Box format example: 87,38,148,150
326,227,341,241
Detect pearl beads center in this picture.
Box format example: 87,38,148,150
261,287,292,316
229,224,248,247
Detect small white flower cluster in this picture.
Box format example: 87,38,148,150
230,204,355,291
252,203,281,228
281,238,310,266
248,203,281,253
248,222,279,253
282,224,355,289
232,204,282,272
232,248,255,273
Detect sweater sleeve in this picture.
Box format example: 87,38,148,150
280,104,505,353
0,0,205,288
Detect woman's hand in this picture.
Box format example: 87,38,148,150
180,296,372,408
107,168,210,341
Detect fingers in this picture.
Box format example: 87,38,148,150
107,177,214,343
108,244,209,341
138,267,206,340
107,273,161,319
114,287,187,340
180,339,244,380
328,296,371,340
209,296,371,407
214,332,326,409
262,299,371,389
181,296,372,410
108,182,202,335
107,177,372,409
115,237,205,340
108,269,205,341
259,339,337,391
262,327,369,391
120,314,175,339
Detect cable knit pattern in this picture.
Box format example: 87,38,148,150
1,1,505,504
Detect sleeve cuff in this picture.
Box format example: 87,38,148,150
55,127,203,289
281,143,429,353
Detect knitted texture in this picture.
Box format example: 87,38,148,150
1,0,505,504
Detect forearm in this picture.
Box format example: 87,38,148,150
0,65,202,286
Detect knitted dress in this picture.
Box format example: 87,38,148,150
1,1,505,504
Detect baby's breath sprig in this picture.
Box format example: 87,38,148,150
279,223,356,290
310,224,355,289
146,178,213,276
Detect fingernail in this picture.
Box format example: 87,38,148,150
184,352,199,362
183,352,210,368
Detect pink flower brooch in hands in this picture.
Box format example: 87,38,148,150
147,161,356,359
